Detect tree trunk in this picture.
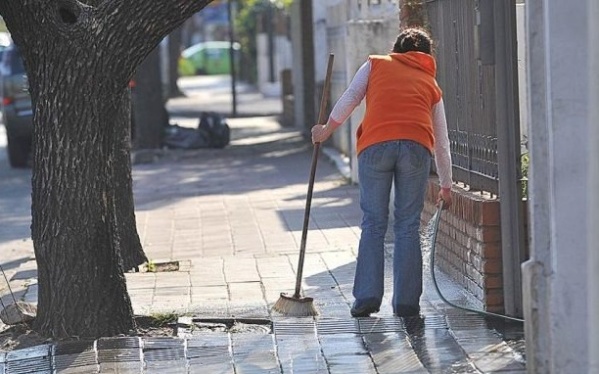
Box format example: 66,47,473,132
400,0,426,28
0,0,212,339
133,46,170,149
114,90,147,271
167,26,185,98
30,63,135,338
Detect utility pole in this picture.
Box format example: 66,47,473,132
267,1,276,83
227,0,238,117
299,0,315,133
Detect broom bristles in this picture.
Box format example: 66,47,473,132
272,293,318,317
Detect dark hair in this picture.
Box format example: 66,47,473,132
392,27,433,54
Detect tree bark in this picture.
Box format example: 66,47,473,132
0,0,212,339
31,68,136,338
114,90,147,271
133,46,169,149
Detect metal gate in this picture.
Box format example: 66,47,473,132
426,0,527,317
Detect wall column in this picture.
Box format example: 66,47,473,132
522,0,590,372
588,0,599,371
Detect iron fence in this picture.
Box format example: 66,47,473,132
427,0,500,194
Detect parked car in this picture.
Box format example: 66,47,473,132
178,41,240,76
0,40,137,168
0,32,11,59
0,42,32,168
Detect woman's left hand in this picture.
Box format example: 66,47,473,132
437,187,452,209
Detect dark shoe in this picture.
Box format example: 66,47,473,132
350,299,380,318
350,307,378,318
393,305,420,317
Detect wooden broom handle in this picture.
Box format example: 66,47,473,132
293,53,335,298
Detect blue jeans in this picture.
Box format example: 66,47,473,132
352,140,431,314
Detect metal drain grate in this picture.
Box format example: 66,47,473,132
54,352,97,370
54,341,95,356
274,316,448,337
421,315,449,329
444,312,488,330
272,318,316,336
97,338,141,364
144,338,185,357
6,358,52,374
96,337,141,350
97,348,141,363
5,345,52,374
317,319,360,335
358,318,404,334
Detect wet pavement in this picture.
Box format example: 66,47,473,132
0,76,526,373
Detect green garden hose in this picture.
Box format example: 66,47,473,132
429,201,525,323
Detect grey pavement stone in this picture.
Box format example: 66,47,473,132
5,344,52,373
231,334,279,373
319,334,376,374
56,365,100,373
363,332,428,373
276,334,328,373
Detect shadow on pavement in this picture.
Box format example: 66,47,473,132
0,257,34,274
132,128,349,218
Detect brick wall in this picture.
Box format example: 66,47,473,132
421,178,504,313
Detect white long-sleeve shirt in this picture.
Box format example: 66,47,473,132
328,61,453,189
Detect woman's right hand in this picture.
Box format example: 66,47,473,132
311,124,332,144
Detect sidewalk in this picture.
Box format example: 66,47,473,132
0,77,525,373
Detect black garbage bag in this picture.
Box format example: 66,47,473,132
198,112,230,149
163,124,211,149
162,113,230,150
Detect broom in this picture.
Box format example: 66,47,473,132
272,53,335,317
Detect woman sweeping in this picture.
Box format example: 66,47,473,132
311,27,453,318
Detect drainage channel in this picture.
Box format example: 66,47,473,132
272,315,477,374
0,315,497,373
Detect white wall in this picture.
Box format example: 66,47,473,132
346,18,399,182
256,34,292,97
523,0,591,372
313,0,331,84
320,0,399,183
515,4,528,149
589,0,599,370
325,1,352,157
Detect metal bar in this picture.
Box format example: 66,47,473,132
452,168,499,195
300,0,316,134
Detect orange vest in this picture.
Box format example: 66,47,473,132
357,52,442,155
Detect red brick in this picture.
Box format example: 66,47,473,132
465,224,501,242
483,274,504,289
485,289,504,307
482,258,503,274
423,177,507,311
480,201,501,225
480,241,502,259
